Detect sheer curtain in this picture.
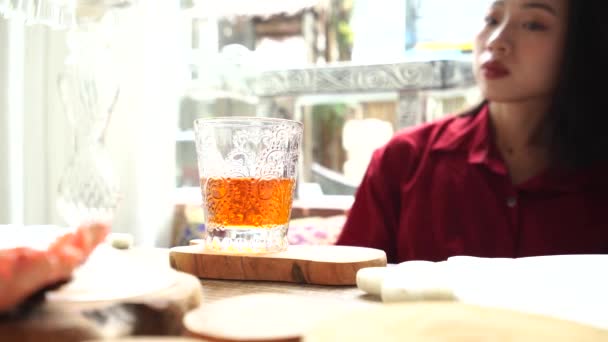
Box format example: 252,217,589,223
0,0,185,247
106,1,186,247
0,18,22,224
0,18,69,226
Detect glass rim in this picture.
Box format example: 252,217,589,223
194,116,302,127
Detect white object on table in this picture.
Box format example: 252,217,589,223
356,255,608,330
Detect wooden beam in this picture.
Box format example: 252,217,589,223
254,17,303,37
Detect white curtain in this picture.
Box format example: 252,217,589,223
0,0,186,247
0,19,69,226
0,18,23,224
107,1,186,247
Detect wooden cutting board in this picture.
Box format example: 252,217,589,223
0,246,203,342
170,242,387,285
183,293,373,342
304,302,608,342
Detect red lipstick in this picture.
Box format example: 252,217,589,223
481,61,510,79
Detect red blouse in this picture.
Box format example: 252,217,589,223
336,105,608,262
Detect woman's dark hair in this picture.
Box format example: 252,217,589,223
547,0,608,169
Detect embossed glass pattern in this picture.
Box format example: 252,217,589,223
194,117,303,253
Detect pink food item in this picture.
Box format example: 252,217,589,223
0,222,110,314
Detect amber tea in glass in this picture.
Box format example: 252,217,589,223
194,117,302,253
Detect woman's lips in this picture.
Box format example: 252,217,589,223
481,61,510,79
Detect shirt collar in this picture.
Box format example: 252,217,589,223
431,104,507,175
430,103,608,193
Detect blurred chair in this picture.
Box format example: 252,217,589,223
311,162,358,196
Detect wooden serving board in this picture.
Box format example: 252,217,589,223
304,302,608,342
183,293,373,342
0,246,203,342
169,242,387,285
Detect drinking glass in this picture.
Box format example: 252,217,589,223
194,117,303,253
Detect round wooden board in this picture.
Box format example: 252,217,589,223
183,293,373,342
303,302,608,342
0,247,203,341
170,243,386,285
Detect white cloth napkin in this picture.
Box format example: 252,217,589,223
357,255,608,330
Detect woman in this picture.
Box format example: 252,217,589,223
336,0,608,263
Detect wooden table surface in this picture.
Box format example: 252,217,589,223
188,274,608,342
169,247,386,342
184,278,383,341
197,278,380,305
6,247,605,342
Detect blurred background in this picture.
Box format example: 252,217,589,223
0,0,488,247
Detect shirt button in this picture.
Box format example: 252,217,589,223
506,196,517,208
